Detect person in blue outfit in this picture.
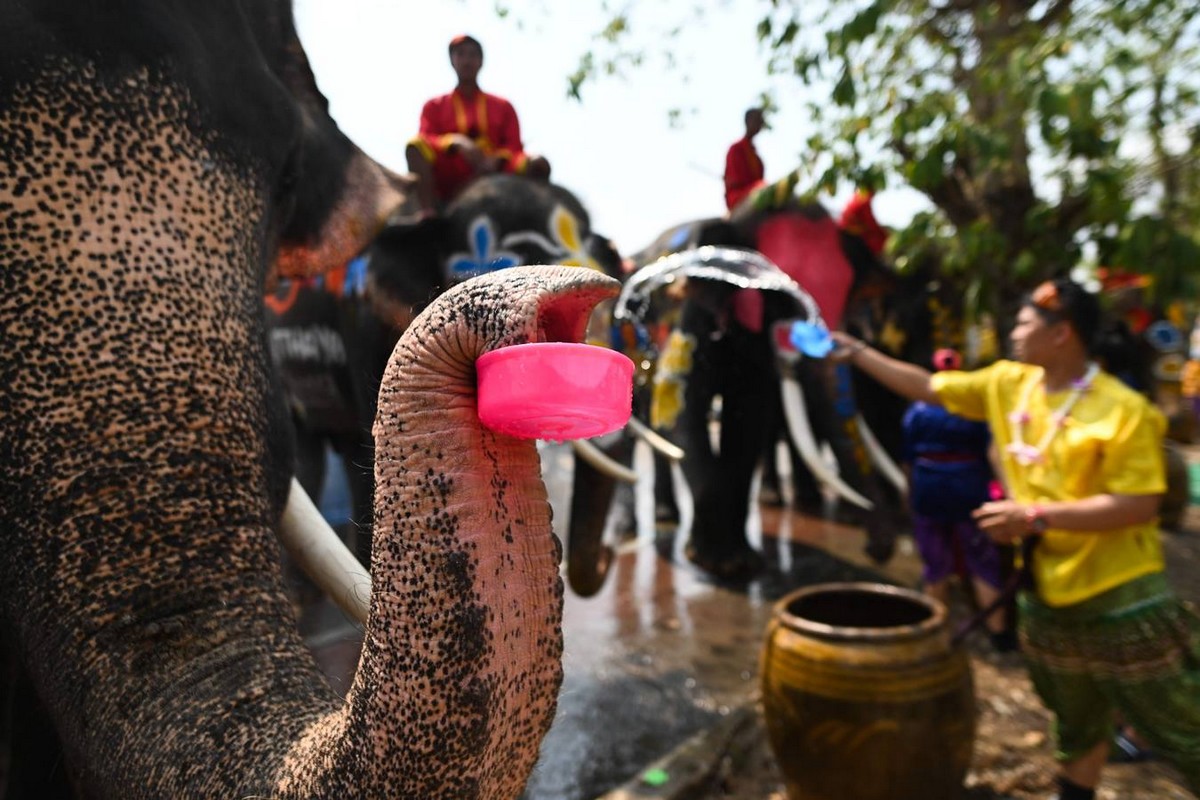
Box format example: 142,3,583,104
902,348,1016,652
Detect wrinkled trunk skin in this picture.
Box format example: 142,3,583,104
276,267,617,797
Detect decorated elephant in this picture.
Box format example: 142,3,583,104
266,172,642,589
2,3,609,797
606,200,907,582
366,173,625,323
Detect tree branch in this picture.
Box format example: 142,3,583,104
890,134,980,227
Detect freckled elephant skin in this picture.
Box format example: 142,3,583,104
0,2,614,797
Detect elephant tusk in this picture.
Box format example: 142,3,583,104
855,413,908,495
279,478,372,625
780,377,874,510
571,439,639,484
625,416,685,462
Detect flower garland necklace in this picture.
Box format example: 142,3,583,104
1006,362,1099,466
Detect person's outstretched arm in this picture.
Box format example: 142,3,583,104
829,331,940,405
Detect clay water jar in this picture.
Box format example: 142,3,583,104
760,582,976,800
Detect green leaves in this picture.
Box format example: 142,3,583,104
831,67,857,106
843,2,882,45
599,14,629,42
562,0,1199,314
789,0,1200,307
757,16,773,43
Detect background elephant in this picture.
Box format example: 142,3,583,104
2,3,602,797
838,261,984,479
608,201,903,582
264,262,403,568
266,172,629,578
263,270,394,603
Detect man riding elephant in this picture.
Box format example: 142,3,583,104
405,34,551,217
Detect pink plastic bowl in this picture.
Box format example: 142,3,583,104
476,342,634,440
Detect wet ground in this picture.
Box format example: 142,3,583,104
297,441,922,798
296,441,1199,800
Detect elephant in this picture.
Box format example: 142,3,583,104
264,258,406,569
265,172,631,570
839,262,988,476
601,200,907,582
2,3,613,798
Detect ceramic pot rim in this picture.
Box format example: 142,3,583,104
773,581,947,642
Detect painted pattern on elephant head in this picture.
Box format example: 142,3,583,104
448,216,524,280
365,175,619,338
447,204,606,281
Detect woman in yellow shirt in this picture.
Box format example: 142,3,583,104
833,279,1199,800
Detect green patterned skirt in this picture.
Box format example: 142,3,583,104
1019,572,1200,790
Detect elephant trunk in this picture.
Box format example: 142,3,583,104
275,266,619,797
565,433,634,597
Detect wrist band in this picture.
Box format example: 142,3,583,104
1024,505,1048,535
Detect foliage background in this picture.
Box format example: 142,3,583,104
566,0,1200,318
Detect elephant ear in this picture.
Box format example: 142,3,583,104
260,7,415,279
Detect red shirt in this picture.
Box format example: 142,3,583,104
723,136,764,210
414,88,528,200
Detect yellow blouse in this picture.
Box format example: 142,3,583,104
932,360,1166,607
